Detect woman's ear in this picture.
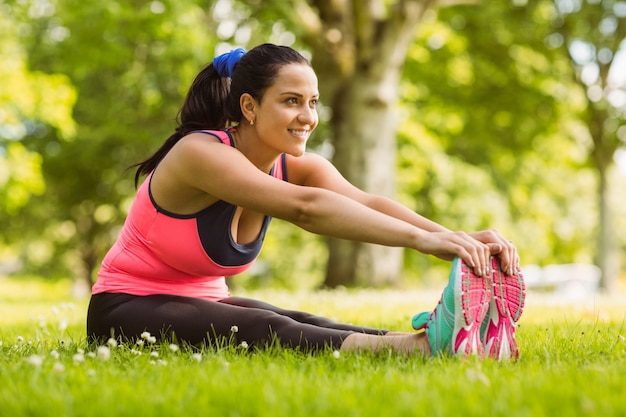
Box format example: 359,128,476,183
240,93,257,125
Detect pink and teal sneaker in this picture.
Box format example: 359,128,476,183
482,257,526,360
412,257,491,357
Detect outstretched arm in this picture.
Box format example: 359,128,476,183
362,193,519,275
287,152,519,275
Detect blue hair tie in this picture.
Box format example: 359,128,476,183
212,48,247,78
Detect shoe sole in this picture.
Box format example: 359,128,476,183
452,258,491,357
484,257,526,360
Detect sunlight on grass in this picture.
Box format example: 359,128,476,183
1,277,626,417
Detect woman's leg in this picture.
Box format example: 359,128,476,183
341,332,431,356
87,293,430,355
87,293,355,351
219,296,387,334
219,297,430,356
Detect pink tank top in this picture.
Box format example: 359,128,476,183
92,129,287,300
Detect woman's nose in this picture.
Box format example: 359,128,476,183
298,106,317,125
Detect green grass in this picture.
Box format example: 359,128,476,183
1,278,626,417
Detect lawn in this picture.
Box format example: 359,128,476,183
1,277,625,417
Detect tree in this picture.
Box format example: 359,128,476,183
305,0,438,287
550,0,626,290
396,1,611,282
396,0,626,290
0,4,76,262
6,0,219,284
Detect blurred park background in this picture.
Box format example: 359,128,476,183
1,0,625,298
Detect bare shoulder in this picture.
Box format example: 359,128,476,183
285,151,338,186
150,133,242,213
173,132,227,159
167,133,246,175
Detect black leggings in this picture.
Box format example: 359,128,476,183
86,292,387,352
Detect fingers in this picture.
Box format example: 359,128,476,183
420,231,490,276
495,236,517,275
452,232,491,277
419,230,506,277
486,243,502,255
468,229,520,276
502,239,520,275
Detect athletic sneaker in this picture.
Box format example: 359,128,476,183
412,257,491,357
482,256,526,360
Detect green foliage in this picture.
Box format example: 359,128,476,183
0,4,75,220
0,142,45,215
2,0,220,281
2,0,624,287
398,2,605,270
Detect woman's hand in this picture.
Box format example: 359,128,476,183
415,231,494,277
469,229,519,275
415,229,519,277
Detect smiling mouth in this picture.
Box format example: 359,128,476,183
289,129,310,138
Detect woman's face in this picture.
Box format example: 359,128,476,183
253,63,319,157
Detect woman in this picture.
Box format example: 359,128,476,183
87,43,524,359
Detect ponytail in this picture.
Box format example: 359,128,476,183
131,49,247,186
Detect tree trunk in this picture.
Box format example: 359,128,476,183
301,0,433,288
588,104,618,292
325,72,404,287
595,158,617,292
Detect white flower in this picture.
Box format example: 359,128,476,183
77,348,85,354
73,353,85,363
156,359,167,366
136,340,145,347
619,335,625,342
130,349,142,355
25,354,44,367
240,341,249,349
53,362,65,373
332,350,341,359
140,331,156,343
17,336,24,342
51,306,60,315
150,351,159,358
230,325,239,333
50,350,60,359
106,338,118,348
97,346,111,361
191,353,202,362
87,352,96,358
58,320,68,332
169,344,179,352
